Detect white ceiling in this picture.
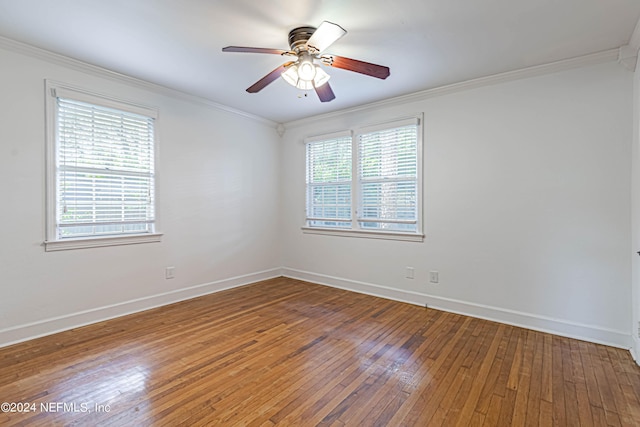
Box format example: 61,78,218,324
0,0,639,123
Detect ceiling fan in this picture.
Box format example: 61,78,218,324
222,21,390,102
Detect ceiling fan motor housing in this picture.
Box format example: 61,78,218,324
288,26,316,53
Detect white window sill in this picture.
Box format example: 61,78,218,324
301,227,424,242
44,233,163,252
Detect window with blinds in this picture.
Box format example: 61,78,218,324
358,123,418,232
306,133,352,228
304,116,422,240
45,82,158,248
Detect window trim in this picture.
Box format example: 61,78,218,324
44,80,162,251
301,226,424,242
302,114,424,242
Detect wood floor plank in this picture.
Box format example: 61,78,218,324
475,326,512,415
507,331,524,391
607,346,640,424
570,339,594,427
524,331,543,427
588,340,621,424
541,333,554,403
497,387,517,425
511,330,535,426
0,277,639,426
494,328,524,397
551,336,568,426
563,378,581,426
454,324,504,426
539,398,554,427
482,394,503,426
580,341,605,412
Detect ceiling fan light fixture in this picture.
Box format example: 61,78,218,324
297,57,316,81
281,65,314,90
296,79,315,91
282,57,331,90
313,66,330,88
281,65,299,87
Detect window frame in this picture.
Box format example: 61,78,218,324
302,115,424,242
44,80,162,251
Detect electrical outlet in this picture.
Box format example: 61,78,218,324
165,266,175,280
429,271,439,284
406,267,415,279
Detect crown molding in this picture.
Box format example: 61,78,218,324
284,49,620,129
0,36,277,128
619,45,638,71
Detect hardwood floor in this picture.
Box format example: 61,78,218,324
1,277,639,426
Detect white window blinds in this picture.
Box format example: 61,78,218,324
306,133,352,228
303,117,422,239
357,122,418,232
55,97,156,239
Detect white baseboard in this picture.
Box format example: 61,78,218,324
282,267,632,350
0,268,283,348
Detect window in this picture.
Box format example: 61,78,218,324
45,81,161,251
304,116,423,241
306,132,353,229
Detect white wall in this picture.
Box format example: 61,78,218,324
281,61,633,348
0,44,282,346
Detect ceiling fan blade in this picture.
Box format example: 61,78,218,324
222,46,288,55
325,55,390,79
314,81,336,102
246,62,294,93
306,21,346,53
